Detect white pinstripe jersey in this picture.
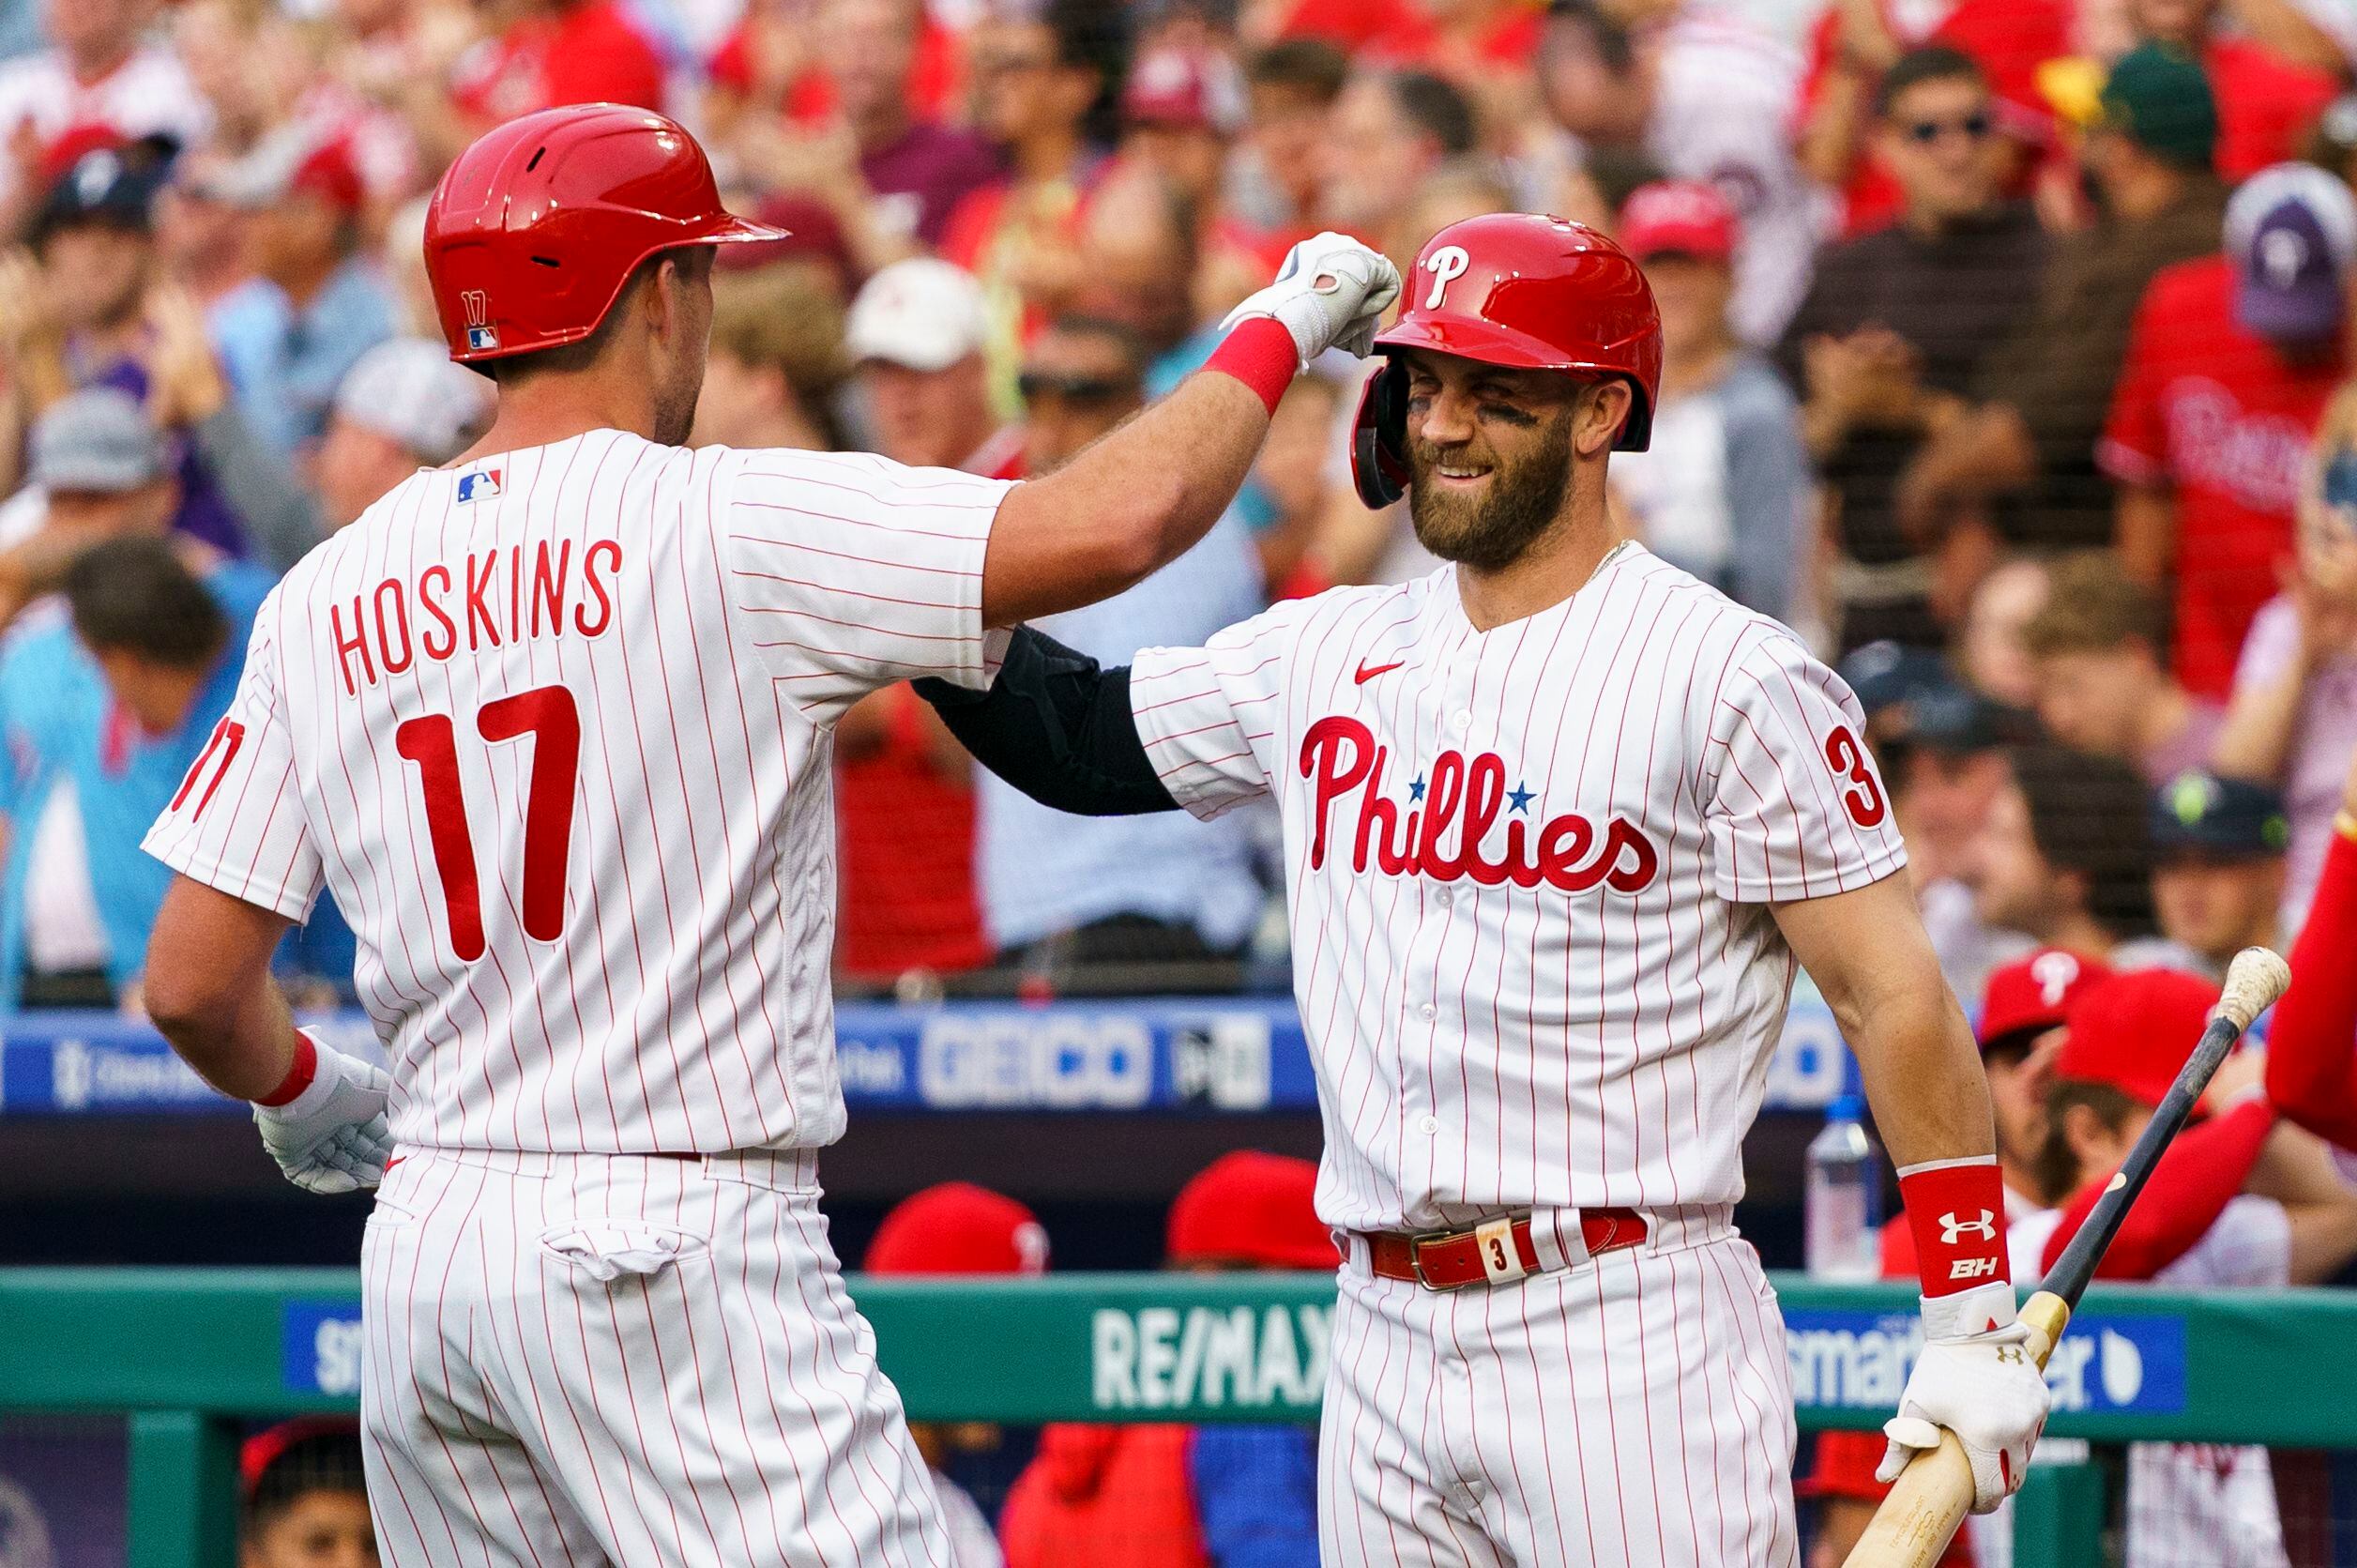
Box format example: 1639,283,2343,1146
1129,545,1908,1232
144,429,1011,1155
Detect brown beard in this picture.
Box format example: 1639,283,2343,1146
1405,405,1576,572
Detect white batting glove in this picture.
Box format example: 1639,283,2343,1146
1877,1284,2051,1514
255,1034,394,1195
1220,232,1402,369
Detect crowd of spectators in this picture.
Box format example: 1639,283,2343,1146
0,0,2351,1014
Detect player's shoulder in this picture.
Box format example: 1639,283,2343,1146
1233,572,1434,660
722,443,1013,513
1614,546,1806,664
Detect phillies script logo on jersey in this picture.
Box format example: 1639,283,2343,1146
1300,716,1660,892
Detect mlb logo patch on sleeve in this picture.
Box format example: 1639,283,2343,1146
457,467,503,503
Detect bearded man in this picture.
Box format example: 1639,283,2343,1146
917,213,2048,1566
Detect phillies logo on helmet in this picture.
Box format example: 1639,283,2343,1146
461,290,498,352
1421,244,1470,309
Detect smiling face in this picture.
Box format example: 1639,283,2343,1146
1398,347,1621,572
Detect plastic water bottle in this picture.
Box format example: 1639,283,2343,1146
1805,1093,1882,1281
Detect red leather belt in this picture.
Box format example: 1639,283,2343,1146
1361,1209,1648,1290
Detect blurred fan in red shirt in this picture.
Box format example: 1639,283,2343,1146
2103,163,2351,699
832,258,1016,987
449,0,668,128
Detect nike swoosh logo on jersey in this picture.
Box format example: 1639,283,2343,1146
1355,659,1406,684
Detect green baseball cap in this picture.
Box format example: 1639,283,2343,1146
2098,43,2219,169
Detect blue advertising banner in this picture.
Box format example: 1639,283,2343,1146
1786,1303,2189,1419
0,992,1861,1119
280,1300,367,1398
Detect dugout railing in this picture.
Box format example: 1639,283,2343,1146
2,1270,2353,1567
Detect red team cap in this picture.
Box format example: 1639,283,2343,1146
1616,180,1738,263
1353,213,1664,506
864,1182,1050,1276
1166,1151,1339,1269
1977,948,2113,1052
2055,969,2225,1112
36,123,128,187
289,139,366,216
239,1415,362,1494
424,103,788,364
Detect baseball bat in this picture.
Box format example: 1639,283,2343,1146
1840,945,2293,1568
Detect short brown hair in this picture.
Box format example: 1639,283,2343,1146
66,537,228,671
2020,552,2166,657
484,250,702,386
709,262,848,431
2034,1079,2139,1203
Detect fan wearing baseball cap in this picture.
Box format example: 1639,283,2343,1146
864,1182,1050,1568
239,1417,376,1567
210,137,401,460
1606,181,1808,626
2101,161,2352,699
312,339,496,530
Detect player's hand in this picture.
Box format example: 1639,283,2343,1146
1220,232,1402,369
254,1034,394,1195
1877,1290,2050,1514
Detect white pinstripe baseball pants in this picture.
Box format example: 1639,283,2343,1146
358,1148,953,1568
1318,1217,1799,1568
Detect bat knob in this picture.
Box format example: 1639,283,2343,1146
2215,947,2292,1033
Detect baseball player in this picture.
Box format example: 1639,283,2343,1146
920,213,2050,1565
133,103,1399,1565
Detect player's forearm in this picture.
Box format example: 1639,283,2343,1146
144,875,301,1102
1848,977,1997,1173
150,968,300,1102
1780,881,2010,1304
981,320,1291,626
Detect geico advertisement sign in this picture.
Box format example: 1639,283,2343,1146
1092,1302,1331,1412
916,1015,1156,1108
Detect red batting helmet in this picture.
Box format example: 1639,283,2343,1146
1352,213,1663,508
424,104,787,365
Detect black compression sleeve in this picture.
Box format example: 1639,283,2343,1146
911,626,1180,816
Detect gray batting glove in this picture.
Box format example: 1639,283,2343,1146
254,1034,394,1195
1219,231,1403,370
1876,1285,2051,1513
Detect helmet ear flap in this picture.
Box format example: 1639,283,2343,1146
1351,361,1411,510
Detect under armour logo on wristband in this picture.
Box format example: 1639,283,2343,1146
1940,1209,1997,1244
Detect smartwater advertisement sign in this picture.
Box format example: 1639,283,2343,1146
1786,1303,2188,1419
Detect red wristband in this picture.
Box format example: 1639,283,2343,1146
1203,316,1298,416
1899,1156,2010,1299
255,1029,319,1108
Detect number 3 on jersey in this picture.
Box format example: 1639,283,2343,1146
1822,723,1887,829
396,685,580,962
